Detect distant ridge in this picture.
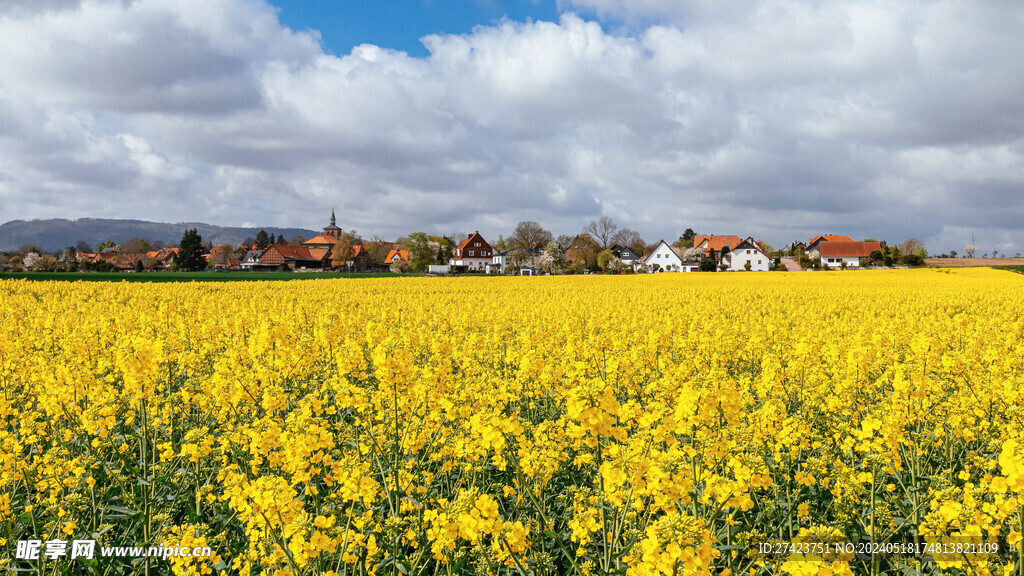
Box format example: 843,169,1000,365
0,218,320,252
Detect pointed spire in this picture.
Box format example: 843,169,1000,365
330,206,336,227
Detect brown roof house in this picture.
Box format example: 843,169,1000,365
449,231,493,272
252,244,326,271
806,235,854,259
819,241,881,268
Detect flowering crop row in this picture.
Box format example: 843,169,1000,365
1,268,1023,576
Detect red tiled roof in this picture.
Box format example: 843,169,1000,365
308,248,329,261
819,241,881,258
385,249,410,264
303,235,338,246
270,245,314,259
808,234,854,246
693,235,742,252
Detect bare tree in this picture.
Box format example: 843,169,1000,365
583,216,618,249
611,228,646,254
510,221,553,249
900,238,926,257
611,227,638,247
123,237,152,254
964,244,979,258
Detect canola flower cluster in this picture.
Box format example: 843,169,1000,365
1,268,1023,576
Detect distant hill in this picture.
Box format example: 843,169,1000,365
0,218,320,252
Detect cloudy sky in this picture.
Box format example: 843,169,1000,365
1,0,1022,253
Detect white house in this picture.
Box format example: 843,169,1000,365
723,237,770,271
644,240,685,272
488,250,508,274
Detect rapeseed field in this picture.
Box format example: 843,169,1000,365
1,268,1022,575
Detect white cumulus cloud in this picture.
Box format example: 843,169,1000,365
0,0,1022,254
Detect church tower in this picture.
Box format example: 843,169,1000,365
323,207,341,238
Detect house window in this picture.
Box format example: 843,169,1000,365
469,250,474,256
481,251,487,256
474,242,480,247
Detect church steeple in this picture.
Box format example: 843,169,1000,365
323,206,341,238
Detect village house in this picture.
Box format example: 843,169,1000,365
239,249,265,271
489,249,509,274
562,233,600,270
385,248,410,267
253,244,325,271
722,237,770,271
692,235,742,258
240,209,350,271
819,241,881,268
489,247,543,274
449,231,493,272
781,240,807,254
644,240,696,272
144,247,179,269
805,235,854,259
610,245,641,267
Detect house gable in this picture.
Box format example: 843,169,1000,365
454,231,493,259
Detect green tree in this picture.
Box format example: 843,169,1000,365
597,249,615,272
902,254,925,267
176,228,208,271
254,230,270,249
95,240,116,252
61,246,78,272
434,236,455,264
405,232,436,272
681,228,696,248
